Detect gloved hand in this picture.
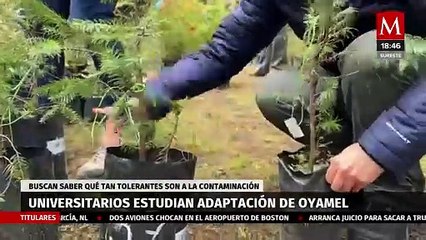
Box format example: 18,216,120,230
144,79,173,120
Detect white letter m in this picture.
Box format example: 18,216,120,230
380,17,401,35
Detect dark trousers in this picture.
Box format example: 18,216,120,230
0,0,116,197
0,1,117,238
47,0,121,120
253,26,288,75
42,0,116,20
8,0,117,174
255,31,425,239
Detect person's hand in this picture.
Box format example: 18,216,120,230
92,107,122,147
325,143,384,192
92,79,172,122
144,79,172,120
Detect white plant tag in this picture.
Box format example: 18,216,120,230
284,117,304,139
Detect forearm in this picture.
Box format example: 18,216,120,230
154,0,287,100
358,79,426,177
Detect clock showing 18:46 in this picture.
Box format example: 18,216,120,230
376,39,405,51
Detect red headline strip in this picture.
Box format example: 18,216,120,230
0,212,60,224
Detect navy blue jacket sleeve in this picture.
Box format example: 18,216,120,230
359,79,426,178
150,0,287,100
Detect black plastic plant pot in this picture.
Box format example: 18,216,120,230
101,146,197,240
104,146,197,180
0,136,65,240
277,152,344,240
0,169,59,240
103,223,190,240
277,151,331,192
0,176,25,240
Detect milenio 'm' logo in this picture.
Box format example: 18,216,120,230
375,11,405,59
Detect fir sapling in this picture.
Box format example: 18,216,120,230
299,0,356,173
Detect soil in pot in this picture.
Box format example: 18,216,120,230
277,150,347,240
277,150,331,193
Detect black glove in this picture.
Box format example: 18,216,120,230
144,79,173,120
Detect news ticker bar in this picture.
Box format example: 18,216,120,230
3,212,426,224
19,192,426,212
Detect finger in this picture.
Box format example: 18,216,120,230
93,107,114,116
92,108,107,114
325,159,338,184
330,170,345,192
351,181,367,192
341,175,356,192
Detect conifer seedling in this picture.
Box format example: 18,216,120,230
299,0,356,173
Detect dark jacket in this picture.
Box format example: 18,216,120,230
42,0,116,20
68,0,116,20
148,0,426,178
